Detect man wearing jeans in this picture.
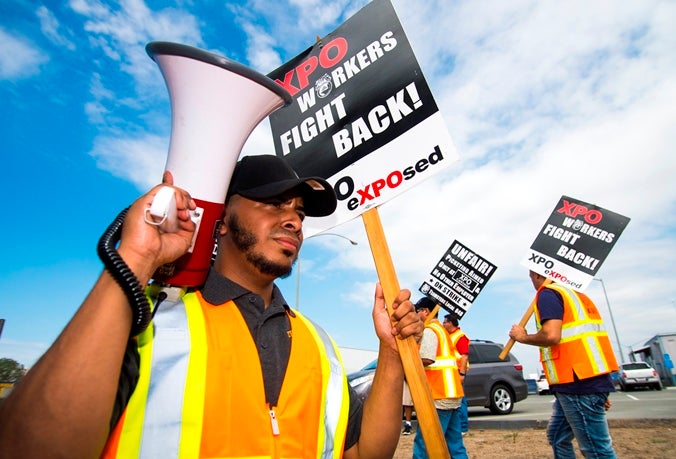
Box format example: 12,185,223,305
413,297,467,459
509,270,619,459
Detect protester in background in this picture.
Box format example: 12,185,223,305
443,313,470,435
413,297,467,459
509,270,618,459
0,155,424,459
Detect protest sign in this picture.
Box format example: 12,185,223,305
267,0,458,235
419,240,497,318
501,196,630,360
521,195,630,291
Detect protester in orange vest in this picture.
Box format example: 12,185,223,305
509,270,619,459
0,155,423,459
442,313,470,435
413,297,467,459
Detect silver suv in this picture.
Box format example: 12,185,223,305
347,340,528,416
464,340,529,415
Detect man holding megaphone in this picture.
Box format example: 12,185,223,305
0,154,423,459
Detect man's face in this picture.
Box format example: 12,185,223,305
442,319,452,333
220,192,305,279
443,318,456,333
529,270,544,290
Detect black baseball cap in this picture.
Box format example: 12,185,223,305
444,314,459,326
415,296,437,312
226,155,337,217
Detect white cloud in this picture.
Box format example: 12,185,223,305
64,0,206,186
89,133,167,190
37,6,76,51
0,28,48,80
240,22,284,73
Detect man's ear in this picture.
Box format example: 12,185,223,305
214,219,226,237
216,206,229,237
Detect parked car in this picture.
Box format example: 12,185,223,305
347,339,528,415
464,340,529,414
617,362,663,391
536,374,550,395
525,378,538,394
347,359,377,402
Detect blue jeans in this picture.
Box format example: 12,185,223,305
547,392,616,459
413,408,467,459
459,396,469,432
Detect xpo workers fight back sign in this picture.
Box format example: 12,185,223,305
267,0,458,235
419,240,497,319
521,195,630,291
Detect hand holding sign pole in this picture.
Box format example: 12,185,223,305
498,278,552,361
362,208,449,458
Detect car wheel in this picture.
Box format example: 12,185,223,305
489,384,514,415
655,383,662,391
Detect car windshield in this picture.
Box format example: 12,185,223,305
622,363,650,370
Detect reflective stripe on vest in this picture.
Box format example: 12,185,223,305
447,328,466,360
534,284,618,385
424,322,463,399
295,311,350,459
102,289,349,458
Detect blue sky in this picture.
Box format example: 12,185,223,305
1,0,675,377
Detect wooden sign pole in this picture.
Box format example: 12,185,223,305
362,208,450,459
499,278,552,360
426,304,441,324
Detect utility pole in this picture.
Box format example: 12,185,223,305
593,278,625,364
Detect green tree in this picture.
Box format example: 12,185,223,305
0,358,27,383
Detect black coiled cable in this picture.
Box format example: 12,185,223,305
97,207,152,336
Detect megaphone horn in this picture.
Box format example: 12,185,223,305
145,42,292,287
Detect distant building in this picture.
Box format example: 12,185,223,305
631,332,676,387
339,347,378,374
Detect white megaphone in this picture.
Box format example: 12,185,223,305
145,42,292,287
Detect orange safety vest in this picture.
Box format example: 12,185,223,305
424,321,463,399
447,327,467,361
534,284,619,385
447,327,469,372
101,288,350,459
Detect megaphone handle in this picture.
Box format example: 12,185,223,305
145,186,179,233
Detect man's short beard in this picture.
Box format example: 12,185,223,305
226,213,294,279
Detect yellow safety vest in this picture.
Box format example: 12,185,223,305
424,321,463,399
447,327,469,374
447,327,468,361
102,288,350,458
534,284,619,385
